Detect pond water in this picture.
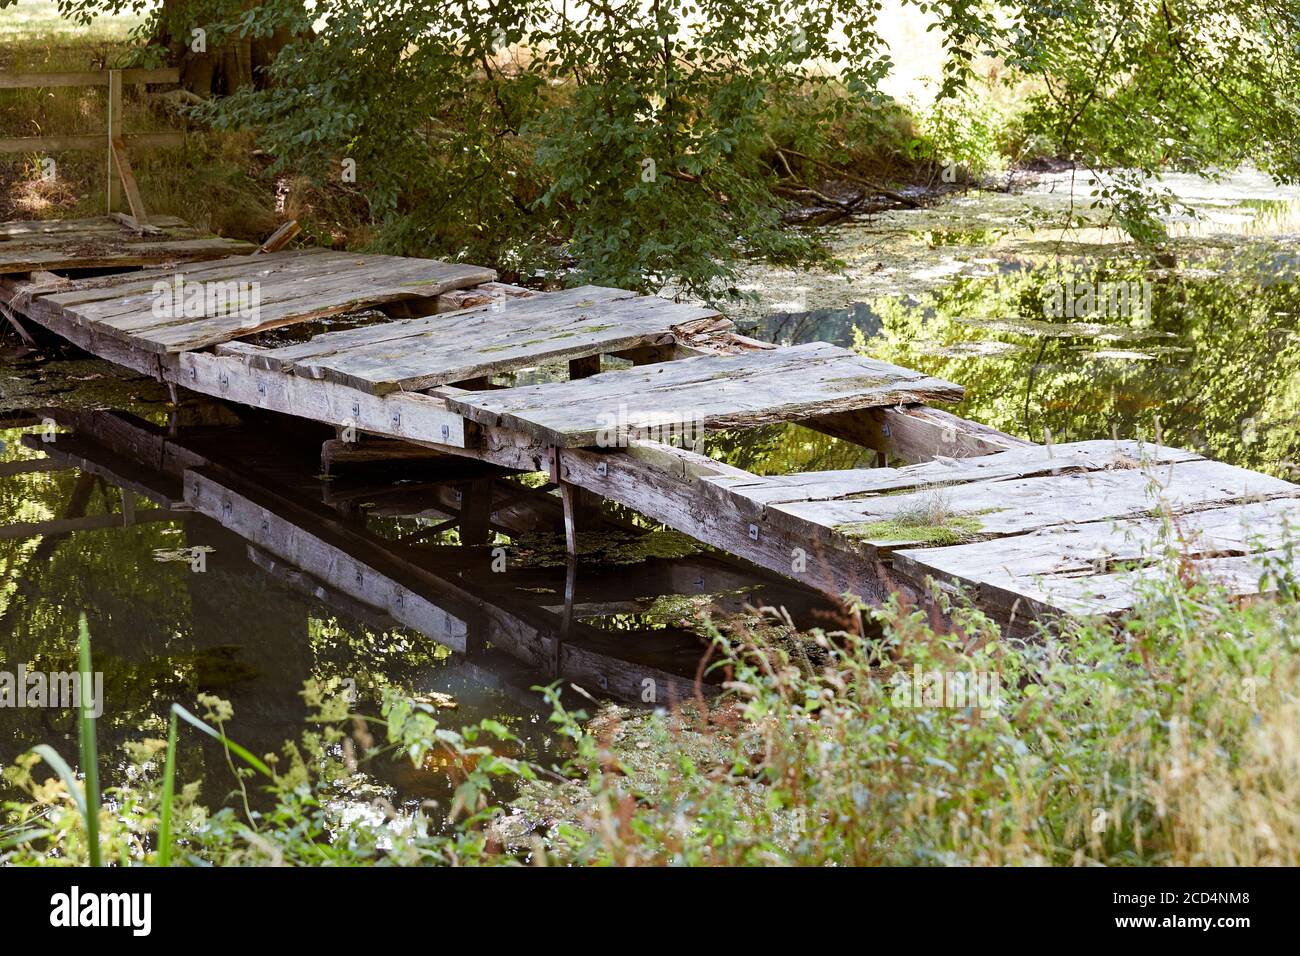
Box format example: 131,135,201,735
0,393,841,821
725,169,1300,481
0,168,1295,824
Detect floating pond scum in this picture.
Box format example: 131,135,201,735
2,215,1299,636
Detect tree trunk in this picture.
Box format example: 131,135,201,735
157,0,299,95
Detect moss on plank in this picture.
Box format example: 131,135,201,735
836,515,984,546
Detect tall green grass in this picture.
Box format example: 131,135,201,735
4,615,273,866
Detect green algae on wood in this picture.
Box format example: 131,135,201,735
835,514,984,547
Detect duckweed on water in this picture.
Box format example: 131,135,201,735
509,528,701,567
0,357,171,416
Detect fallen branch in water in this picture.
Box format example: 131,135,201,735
771,143,922,209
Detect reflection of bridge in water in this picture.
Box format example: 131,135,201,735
8,405,840,711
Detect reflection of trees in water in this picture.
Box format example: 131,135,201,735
709,422,876,477
854,263,1300,479
0,453,456,802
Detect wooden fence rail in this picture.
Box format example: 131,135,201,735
0,67,184,219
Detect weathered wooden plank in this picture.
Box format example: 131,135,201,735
776,456,1298,554
549,443,900,603
441,342,965,447
0,216,255,273
0,218,124,238
706,440,1200,507
175,351,473,447
262,286,719,394
66,253,497,352
0,285,477,450
1030,549,1300,615
249,285,634,371
0,237,254,273
37,249,333,309
77,253,470,326
891,497,1300,619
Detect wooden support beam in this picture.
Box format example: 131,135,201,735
528,438,900,604
568,354,601,379
458,478,493,546
550,447,579,558
175,351,474,448
110,136,148,223
320,436,450,471
0,288,479,453
804,404,1033,464
0,300,38,346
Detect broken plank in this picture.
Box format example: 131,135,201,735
805,404,1033,462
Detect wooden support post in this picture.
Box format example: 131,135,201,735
550,447,579,558
560,556,577,638
458,478,493,546
106,69,122,214
568,354,601,380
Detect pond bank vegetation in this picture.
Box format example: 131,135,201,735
4,537,1297,867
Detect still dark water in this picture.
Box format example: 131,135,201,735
0,397,840,816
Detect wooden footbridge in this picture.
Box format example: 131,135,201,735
3,215,1299,635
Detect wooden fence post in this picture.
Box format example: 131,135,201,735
106,69,123,214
